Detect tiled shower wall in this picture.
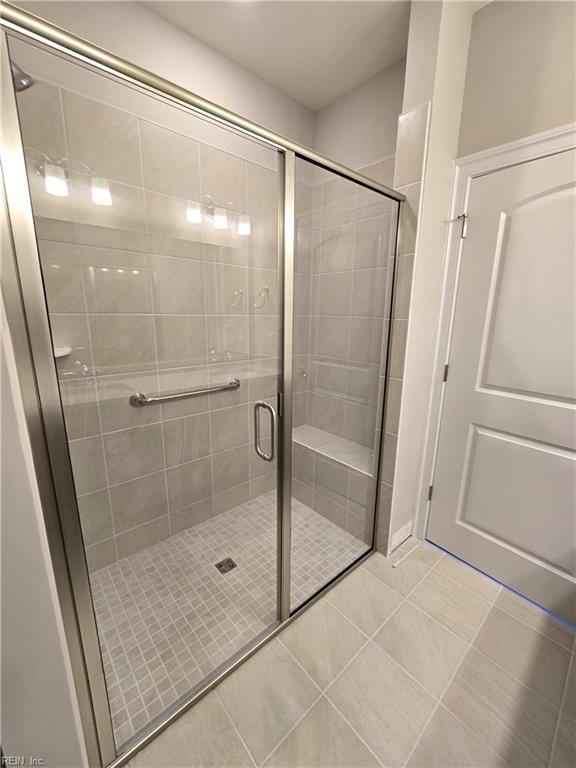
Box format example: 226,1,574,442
291,157,399,542
17,79,281,570
377,102,429,553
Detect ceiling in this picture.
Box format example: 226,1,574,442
144,1,410,110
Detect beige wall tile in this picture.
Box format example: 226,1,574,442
212,446,249,494
110,472,168,533
17,81,66,162
62,90,142,186
141,122,200,200
210,405,249,453
351,268,387,318
90,315,156,375
97,371,160,431
51,315,94,378
246,163,278,221
200,144,246,213
68,436,107,495
85,538,117,572
116,517,169,559
77,489,113,546
155,315,208,369
82,247,152,314
104,424,164,485
163,413,211,468
204,263,248,315
167,456,213,511
60,378,100,440
39,241,85,314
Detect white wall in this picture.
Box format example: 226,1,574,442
314,60,405,169
17,1,317,148
1,298,87,768
459,1,576,155
388,1,480,549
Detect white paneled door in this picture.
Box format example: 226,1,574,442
428,147,576,624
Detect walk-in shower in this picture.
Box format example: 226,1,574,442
0,5,404,766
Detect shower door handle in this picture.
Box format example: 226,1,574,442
253,401,276,462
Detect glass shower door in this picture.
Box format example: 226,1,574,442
290,157,399,609
10,34,282,754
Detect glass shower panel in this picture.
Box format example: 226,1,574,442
291,157,399,610
11,35,281,754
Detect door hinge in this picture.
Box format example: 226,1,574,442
427,485,434,501
443,364,449,382
457,213,468,239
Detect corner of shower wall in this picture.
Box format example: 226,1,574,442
375,102,430,555
292,154,400,549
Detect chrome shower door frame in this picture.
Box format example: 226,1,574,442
0,5,405,767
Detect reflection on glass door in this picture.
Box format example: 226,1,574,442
290,158,399,610
12,36,281,753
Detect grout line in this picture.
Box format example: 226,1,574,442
216,693,259,768
548,649,574,768
322,695,386,767
401,594,499,768
256,691,324,767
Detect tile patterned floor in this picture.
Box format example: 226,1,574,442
90,492,367,749
126,540,576,768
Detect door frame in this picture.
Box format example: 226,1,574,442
0,5,404,767
416,122,576,542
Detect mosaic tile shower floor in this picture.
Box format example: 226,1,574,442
90,491,368,749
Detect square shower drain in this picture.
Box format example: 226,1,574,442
215,557,237,574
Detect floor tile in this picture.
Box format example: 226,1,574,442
474,607,571,708
407,705,507,768
551,713,576,768
327,641,435,767
91,491,363,746
216,639,319,765
411,541,444,567
279,599,365,689
128,692,253,767
264,697,379,767
409,569,492,642
495,588,575,651
326,567,402,635
443,649,558,767
435,555,500,602
362,550,431,597
374,601,468,696
562,656,575,721
388,536,420,564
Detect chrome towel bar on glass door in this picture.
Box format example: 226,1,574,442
129,378,240,407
